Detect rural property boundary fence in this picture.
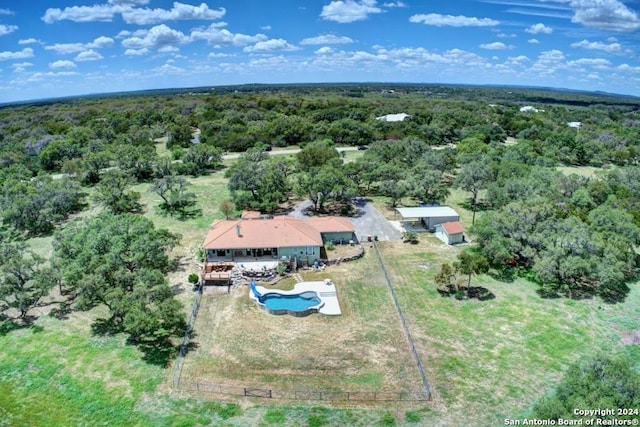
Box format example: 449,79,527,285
175,381,431,402
172,282,203,388
171,246,433,403
372,241,432,401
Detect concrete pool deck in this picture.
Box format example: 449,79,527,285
252,280,342,316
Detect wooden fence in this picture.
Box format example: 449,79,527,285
174,381,431,402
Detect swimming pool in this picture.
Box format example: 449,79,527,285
250,280,341,316
260,291,321,312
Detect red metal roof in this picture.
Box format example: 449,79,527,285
203,216,354,249
441,221,465,235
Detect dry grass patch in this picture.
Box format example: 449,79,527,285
179,250,424,394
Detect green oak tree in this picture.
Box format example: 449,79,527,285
52,213,185,346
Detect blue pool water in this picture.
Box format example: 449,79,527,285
260,291,321,312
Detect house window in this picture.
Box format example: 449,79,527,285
273,248,278,256
216,249,225,256
307,246,315,254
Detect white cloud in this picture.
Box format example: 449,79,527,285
244,39,300,53
121,2,226,25
571,39,622,52
382,1,406,7
124,48,149,56
158,45,180,53
568,0,640,32
260,25,271,30
617,64,640,73
42,4,120,23
208,52,232,58
121,24,189,50
506,55,530,66
528,38,540,44
315,47,335,55
568,58,612,69
480,42,512,50
525,23,553,34
190,23,267,46
49,60,77,69
75,49,104,61
0,8,15,15
320,0,383,23
409,14,499,27
18,38,39,45
300,34,355,45
26,71,79,83
0,24,18,36
153,62,186,74
42,1,225,25
530,49,566,76
108,0,149,5
45,36,114,54
0,48,34,61
12,62,33,72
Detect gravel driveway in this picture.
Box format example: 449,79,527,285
288,198,402,242
349,199,402,242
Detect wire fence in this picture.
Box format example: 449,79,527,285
171,246,433,403
372,241,432,400
175,381,431,402
172,282,203,388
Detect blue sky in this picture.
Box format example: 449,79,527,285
1,0,639,102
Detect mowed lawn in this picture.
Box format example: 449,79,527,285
377,234,640,426
179,249,424,394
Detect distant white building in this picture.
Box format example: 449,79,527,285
520,106,539,113
376,113,411,122
567,121,582,128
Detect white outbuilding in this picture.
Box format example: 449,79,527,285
396,206,460,231
376,113,411,122
435,221,466,245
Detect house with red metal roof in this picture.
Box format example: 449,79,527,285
202,215,355,264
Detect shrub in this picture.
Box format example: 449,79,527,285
325,241,336,251
404,231,419,244
188,273,199,284
277,263,287,276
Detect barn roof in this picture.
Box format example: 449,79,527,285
396,206,459,219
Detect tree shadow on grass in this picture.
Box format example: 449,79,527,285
136,340,178,367
536,282,630,304
437,284,496,301
90,316,185,367
91,317,122,336
0,314,44,336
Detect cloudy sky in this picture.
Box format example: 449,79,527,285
1,0,639,103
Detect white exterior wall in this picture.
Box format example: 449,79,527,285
435,229,448,244
448,232,464,244
422,215,460,229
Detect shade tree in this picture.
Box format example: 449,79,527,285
0,243,56,319
52,213,185,346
